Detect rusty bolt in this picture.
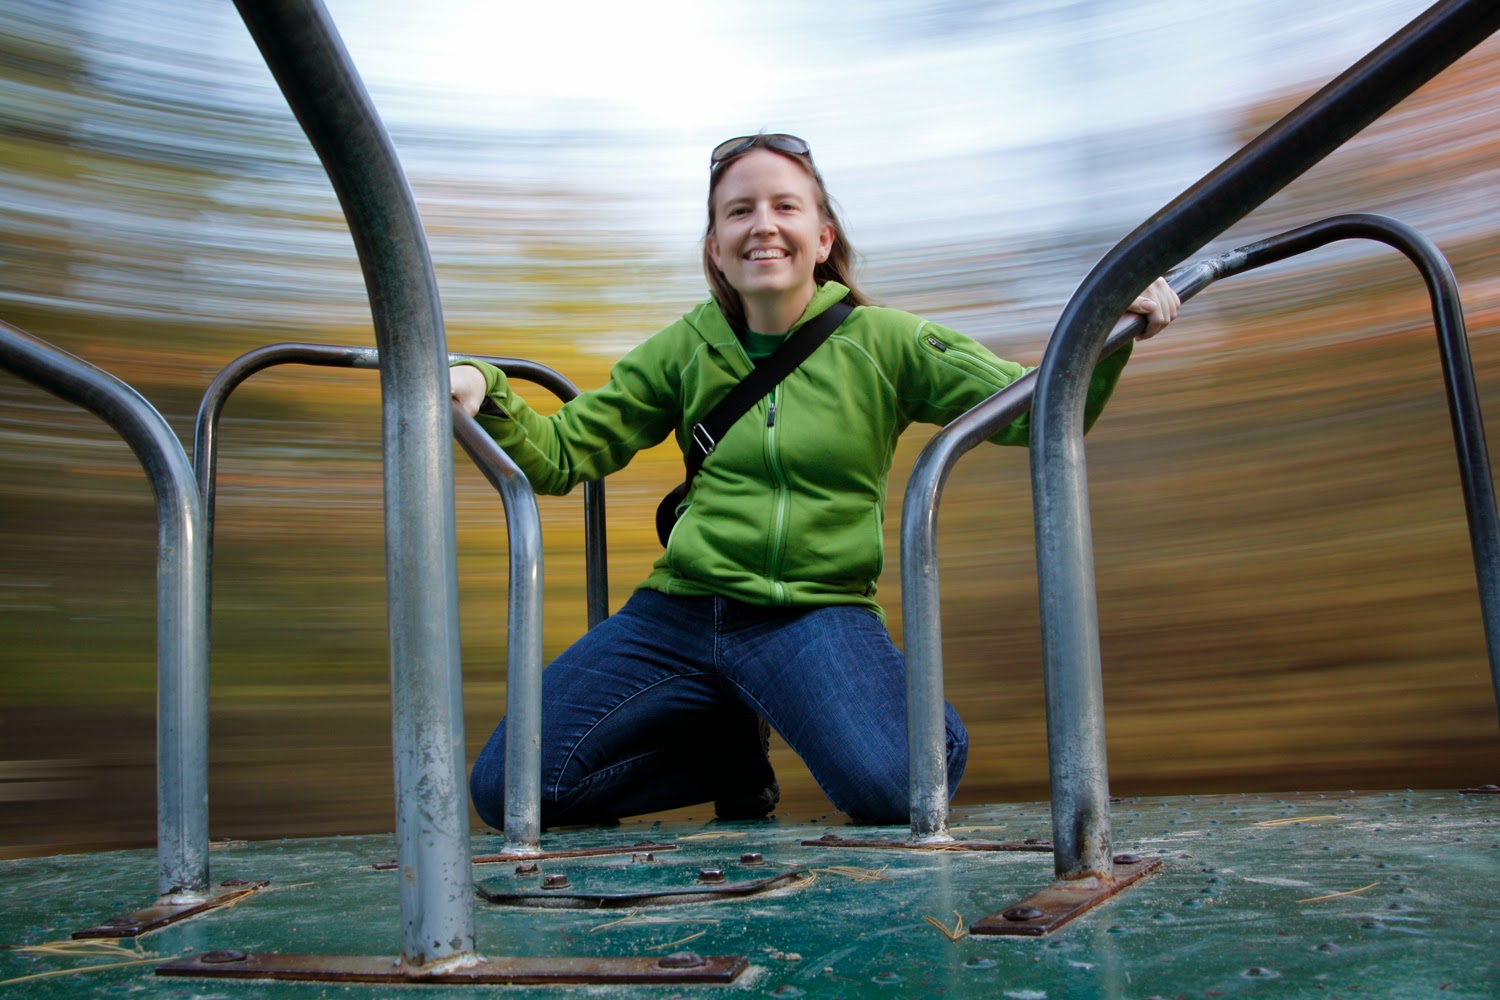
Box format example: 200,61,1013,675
697,868,726,884
658,951,706,969
200,949,248,964
1114,853,1143,865
740,852,765,865
514,862,540,876
1002,905,1044,922
631,852,656,864
541,873,571,890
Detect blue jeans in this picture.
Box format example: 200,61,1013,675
469,589,968,827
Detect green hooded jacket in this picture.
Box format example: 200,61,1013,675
459,281,1131,619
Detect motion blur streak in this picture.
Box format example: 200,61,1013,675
1,0,1497,856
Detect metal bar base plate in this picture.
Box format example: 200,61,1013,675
801,833,1052,852
970,856,1163,937
72,880,270,939
156,951,748,985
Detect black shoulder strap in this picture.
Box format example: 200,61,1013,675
684,300,853,481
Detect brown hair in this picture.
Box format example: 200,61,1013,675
701,136,868,333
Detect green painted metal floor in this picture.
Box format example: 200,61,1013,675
3,790,1497,998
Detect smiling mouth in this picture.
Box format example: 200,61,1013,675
746,248,787,260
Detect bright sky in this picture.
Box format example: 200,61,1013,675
308,0,1433,246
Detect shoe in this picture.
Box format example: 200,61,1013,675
713,719,779,820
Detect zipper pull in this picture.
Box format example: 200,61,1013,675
767,401,777,427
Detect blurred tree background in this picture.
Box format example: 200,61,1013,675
2,0,1498,857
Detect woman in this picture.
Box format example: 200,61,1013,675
451,133,1178,827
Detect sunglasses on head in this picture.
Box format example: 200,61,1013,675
710,133,812,171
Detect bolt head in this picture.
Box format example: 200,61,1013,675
1002,905,1044,922
657,951,706,969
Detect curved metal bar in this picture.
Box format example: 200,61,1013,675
1029,0,1500,881
0,320,210,901
901,266,1214,842
451,404,545,853
233,0,471,966
192,344,608,628
904,211,1500,840
193,343,378,561
1210,214,1500,719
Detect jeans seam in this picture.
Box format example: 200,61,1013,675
551,673,698,802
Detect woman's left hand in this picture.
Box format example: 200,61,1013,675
1126,276,1180,340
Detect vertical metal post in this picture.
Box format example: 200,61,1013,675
0,321,210,901
233,0,474,967
1029,0,1500,880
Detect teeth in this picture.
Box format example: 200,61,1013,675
747,249,785,260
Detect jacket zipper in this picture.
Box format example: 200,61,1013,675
922,328,1019,386
765,385,790,604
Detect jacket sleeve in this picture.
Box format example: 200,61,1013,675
900,317,1133,446
454,335,682,495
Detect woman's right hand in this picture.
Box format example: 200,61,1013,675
449,363,489,418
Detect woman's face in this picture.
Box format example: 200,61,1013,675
706,149,834,322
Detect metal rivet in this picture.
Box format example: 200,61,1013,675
631,852,656,864
104,916,140,927
740,852,764,865
514,863,540,876
1002,905,1043,922
698,868,726,884
1114,853,1142,865
541,874,570,890
200,949,248,964
657,951,706,969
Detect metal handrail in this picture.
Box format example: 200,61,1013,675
190,343,592,855
234,0,472,968
900,265,1211,843
0,319,211,902
1030,0,1500,882
192,344,610,629
450,404,545,854
902,213,1500,844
